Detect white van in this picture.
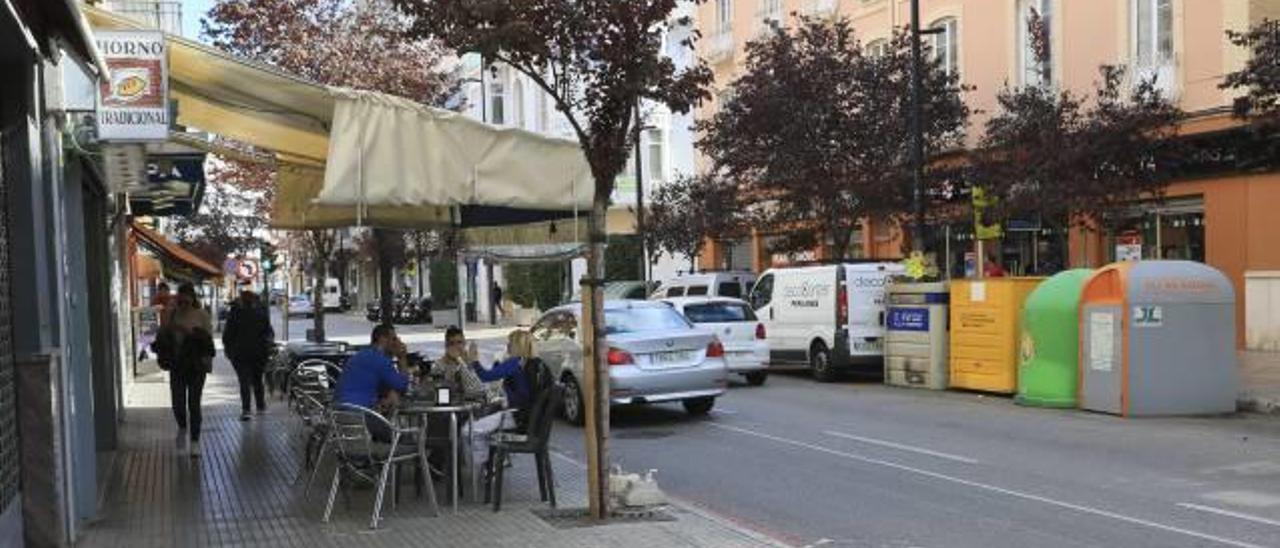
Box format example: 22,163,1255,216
652,271,755,300
748,262,903,381
322,278,342,311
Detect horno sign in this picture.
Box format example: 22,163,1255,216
96,31,169,141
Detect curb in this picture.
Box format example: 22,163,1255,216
1237,395,1280,415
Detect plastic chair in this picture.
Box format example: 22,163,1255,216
322,403,438,528
484,385,563,512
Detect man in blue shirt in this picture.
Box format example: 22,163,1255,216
335,324,410,426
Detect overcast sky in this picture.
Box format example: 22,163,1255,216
180,0,215,40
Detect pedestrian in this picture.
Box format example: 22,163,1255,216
152,281,173,310
983,254,1007,278
223,289,275,421
158,282,215,457
491,282,501,321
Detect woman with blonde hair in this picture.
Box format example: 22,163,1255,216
471,329,539,429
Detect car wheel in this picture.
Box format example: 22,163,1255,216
562,376,585,426
682,397,715,416
810,342,837,382
744,371,768,386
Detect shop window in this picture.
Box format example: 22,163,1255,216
1108,198,1205,263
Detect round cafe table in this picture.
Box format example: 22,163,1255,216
398,401,483,513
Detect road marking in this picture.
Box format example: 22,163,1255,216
1179,503,1280,528
824,430,979,464
708,423,1266,548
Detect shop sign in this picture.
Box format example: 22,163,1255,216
96,31,169,141
887,307,929,332
1116,233,1142,262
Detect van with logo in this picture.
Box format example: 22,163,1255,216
651,271,756,300
748,262,903,381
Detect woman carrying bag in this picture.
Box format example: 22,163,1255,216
159,283,215,457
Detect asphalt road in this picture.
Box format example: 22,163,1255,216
297,313,1280,548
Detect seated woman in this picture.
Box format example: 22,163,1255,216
471,329,536,426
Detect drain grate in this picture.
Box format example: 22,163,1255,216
531,506,678,529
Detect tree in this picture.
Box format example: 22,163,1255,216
645,173,743,271
1223,19,1280,123
167,175,266,266
392,0,712,517
973,58,1182,240
504,261,563,311
203,0,457,335
698,19,969,259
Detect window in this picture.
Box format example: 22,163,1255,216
1133,0,1172,66
718,282,743,298
718,0,734,33
930,17,959,76
645,129,664,183
1017,0,1052,87
604,307,692,334
488,79,506,125
666,286,687,298
684,302,758,323
749,274,774,310
512,79,525,129
866,38,889,58
758,0,782,27
686,285,709,296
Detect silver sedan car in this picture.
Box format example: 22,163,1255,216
531,300,729,424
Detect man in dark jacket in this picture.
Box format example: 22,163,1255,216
223,290,275,420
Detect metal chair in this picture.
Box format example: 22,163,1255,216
484,385,564,512
322,403,439,528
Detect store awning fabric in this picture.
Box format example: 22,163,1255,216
131,222,222,279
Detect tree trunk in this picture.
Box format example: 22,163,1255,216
312,259,327,342
582,194,611,520
376,229,395,327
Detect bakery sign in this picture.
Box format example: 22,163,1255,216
95,31,169,141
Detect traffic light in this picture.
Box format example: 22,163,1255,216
260,242,278,273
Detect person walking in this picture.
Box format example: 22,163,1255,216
223,289,275,421
157,283,215,457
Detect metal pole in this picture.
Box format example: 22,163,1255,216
634,99,646,282
909,0,927,254
479,54,487,124
281,255,290,341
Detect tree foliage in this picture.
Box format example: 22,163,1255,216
697,18,969,258
1223,19,1280,122
505,262,564,311
644,173,743,268
167,175,266,265
972,66,1182,229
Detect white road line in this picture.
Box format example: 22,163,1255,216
823,430,979,464
708,423,1266,548
1179,503,1280,528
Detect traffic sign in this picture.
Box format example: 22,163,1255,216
236,260,259,280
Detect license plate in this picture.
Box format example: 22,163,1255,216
652,350,694,365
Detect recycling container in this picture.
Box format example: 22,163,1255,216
1078,261,1237,416
949,277,1044,394
884,281,949,390
1016,269,1093,407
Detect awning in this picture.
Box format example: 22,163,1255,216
131,222,222,280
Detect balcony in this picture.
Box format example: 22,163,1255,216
803,0,840,18
706,29,736,64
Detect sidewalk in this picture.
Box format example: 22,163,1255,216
1239,350,1280,414
81,359,784,548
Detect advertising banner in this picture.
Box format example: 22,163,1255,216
96,31,169,141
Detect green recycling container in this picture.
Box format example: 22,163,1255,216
1016,269,1093,408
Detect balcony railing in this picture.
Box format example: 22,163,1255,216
706,29,736,64
107,1,183,35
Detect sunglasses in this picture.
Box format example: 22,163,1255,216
447,339,465,346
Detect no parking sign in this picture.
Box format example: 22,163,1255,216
236,260,258,281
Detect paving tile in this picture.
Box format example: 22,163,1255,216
81,358,783,548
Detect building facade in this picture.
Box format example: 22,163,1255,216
695,0,1280,348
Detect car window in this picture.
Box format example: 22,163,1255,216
750,274,774,310
531,314,555,341
718,282,742,298
604,306,692,334
683,302,757,323
666,286,686,297
548,312,578,340
686,285,709,296
624,286,646,299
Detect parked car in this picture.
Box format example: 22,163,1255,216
604,280,660,300
663,297,769,386
287,294,315,318
531,299,728,424
651,271,755,300
749,261,903,381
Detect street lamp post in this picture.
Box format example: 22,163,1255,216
910,0,944,255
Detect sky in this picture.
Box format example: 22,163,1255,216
180,0,216,40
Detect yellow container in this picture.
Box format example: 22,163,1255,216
949,278,1044,394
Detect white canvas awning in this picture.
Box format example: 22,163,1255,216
316,89,593,213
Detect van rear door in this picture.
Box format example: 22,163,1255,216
843,264,902,357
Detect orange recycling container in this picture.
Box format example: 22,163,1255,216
949,278,1045,394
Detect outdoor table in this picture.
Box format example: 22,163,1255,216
398,400,485,513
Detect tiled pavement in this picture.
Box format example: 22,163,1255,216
80,360,784,548
1239,350,1280,414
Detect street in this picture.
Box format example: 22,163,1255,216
308,315,1280,548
